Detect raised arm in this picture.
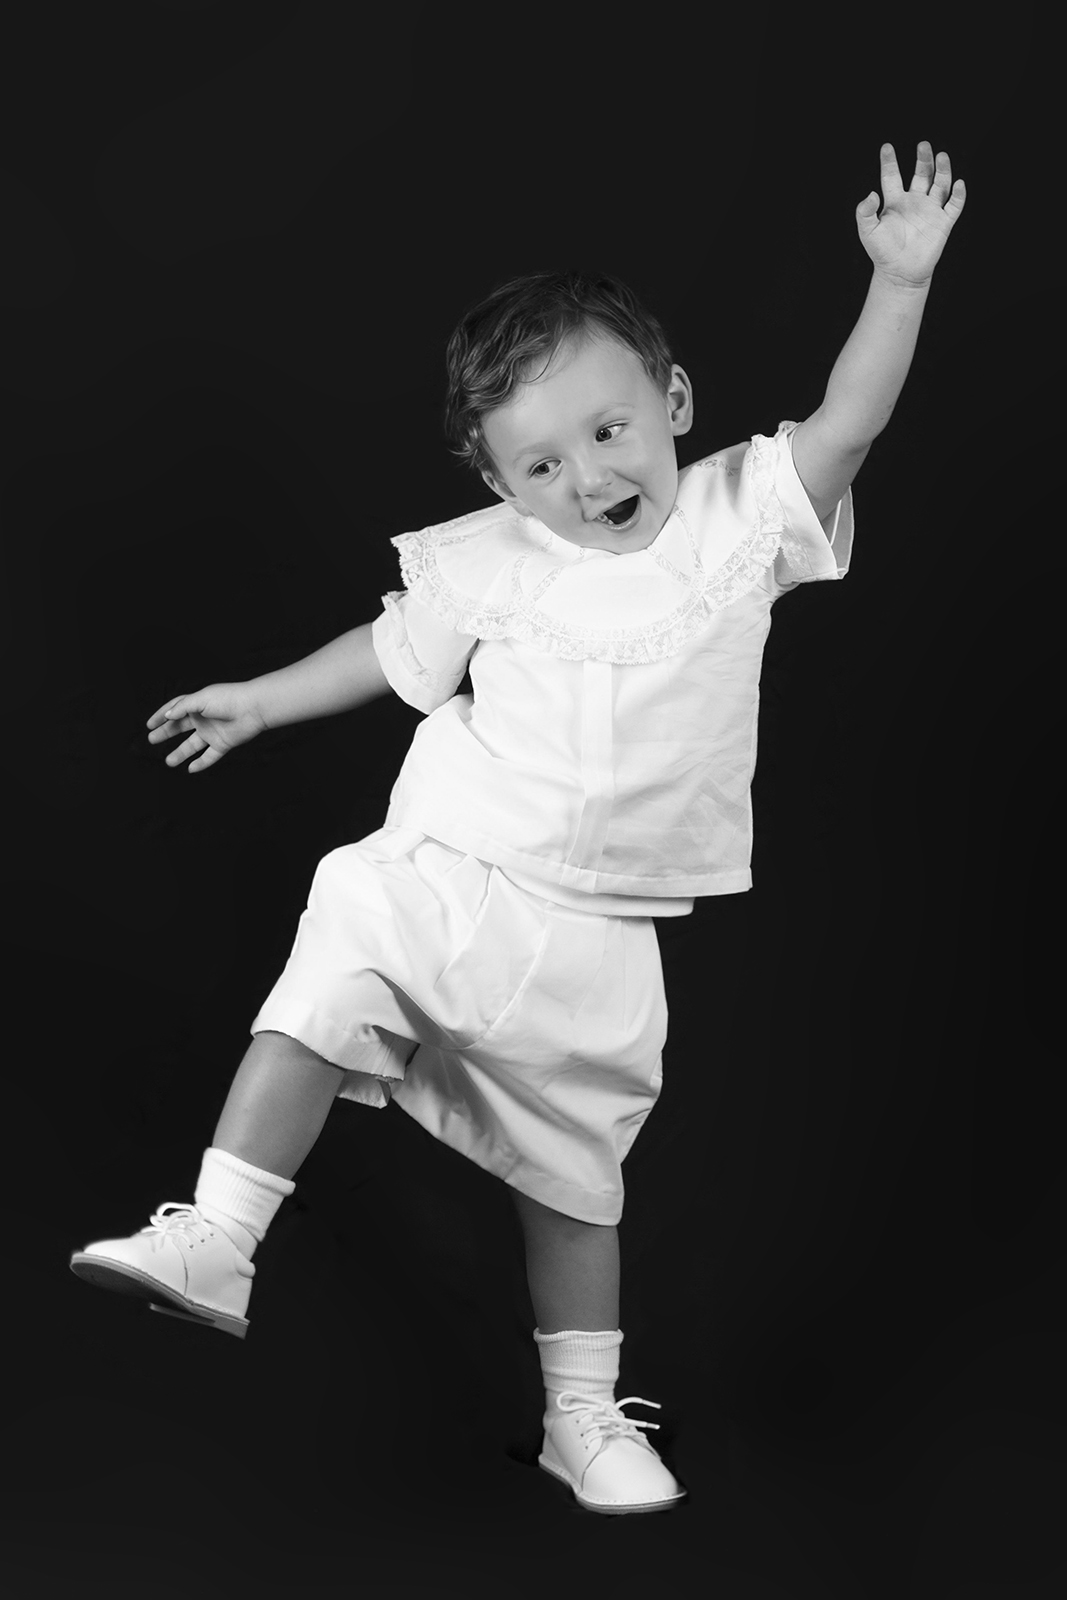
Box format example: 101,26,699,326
148,621,391,773
791,141,967,521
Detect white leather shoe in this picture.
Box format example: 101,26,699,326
539,1390,687,1514
70,1203,255,1339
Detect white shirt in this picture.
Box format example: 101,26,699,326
370,420,854,917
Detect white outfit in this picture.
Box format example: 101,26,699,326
251,421,854,1222
251,826,666,1223
373,420,853,910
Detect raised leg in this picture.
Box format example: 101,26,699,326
211,1029,347,1180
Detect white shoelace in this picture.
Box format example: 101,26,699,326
140,1203,215,1250
553,1391,662,1444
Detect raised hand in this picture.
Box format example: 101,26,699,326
147,681,268,772
856,141,966,289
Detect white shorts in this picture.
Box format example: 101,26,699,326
250,826,668,1224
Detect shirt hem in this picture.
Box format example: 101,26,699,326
381,806,752,901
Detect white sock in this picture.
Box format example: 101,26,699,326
533,1327,623,1426
193,1147,295,1259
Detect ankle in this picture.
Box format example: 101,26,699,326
195,1205,258,1261
193,1147,295,1258
534,1327,623,1417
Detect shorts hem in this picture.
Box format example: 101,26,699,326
250,998,413,1109
390,1085,625,1225
502,1172,623,1227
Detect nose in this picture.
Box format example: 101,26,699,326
573,453,612,496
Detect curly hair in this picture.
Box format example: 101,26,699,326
443,269,675,482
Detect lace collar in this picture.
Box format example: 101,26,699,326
389,432,787,665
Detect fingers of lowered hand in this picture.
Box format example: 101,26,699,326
165,731,209,768
146,696,183,730
148,713,193,744
187,745,225,774
147,692,203,732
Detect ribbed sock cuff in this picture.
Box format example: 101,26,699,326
194,1147,295,1254
533,1327,623,1405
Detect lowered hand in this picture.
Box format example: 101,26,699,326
147,681,267,772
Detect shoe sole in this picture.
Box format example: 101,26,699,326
69,1254,249,1339
537,1456,687,1515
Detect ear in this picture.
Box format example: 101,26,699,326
667,363,694,438
481,467,533,517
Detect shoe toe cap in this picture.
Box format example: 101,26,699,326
580,1437,684,1509
73,1236,187,1293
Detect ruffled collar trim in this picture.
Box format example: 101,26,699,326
388,432,787,665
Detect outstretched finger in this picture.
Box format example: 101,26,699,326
929,148,953,205
909,139,936,194
943,177,967,224
879,142,905,200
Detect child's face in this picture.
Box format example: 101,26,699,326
479,333,694,553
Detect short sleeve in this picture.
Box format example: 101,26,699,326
767,420,855,596
371,590,478,715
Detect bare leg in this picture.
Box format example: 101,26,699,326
510,1189,620,1334
211,1030,346,1180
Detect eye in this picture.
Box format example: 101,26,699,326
526,424,625,480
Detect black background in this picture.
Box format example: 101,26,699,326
2,3,1060,1596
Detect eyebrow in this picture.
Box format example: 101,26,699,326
511,402,635,466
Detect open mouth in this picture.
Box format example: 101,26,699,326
594,494,640,530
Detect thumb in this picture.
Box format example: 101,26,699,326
165,691,203,720
855,191,880,237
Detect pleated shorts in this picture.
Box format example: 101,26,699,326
250,825,668,1224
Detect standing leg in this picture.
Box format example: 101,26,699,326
510,1187,622,1421
509,1188,685,1514
509,1189,620,1333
